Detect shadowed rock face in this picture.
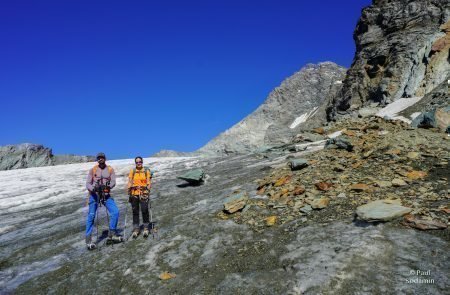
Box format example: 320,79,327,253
0,143,94,170
400,79,449,118
328,0,450,120
198,62,346,155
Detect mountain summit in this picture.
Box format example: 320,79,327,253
198,62,346,155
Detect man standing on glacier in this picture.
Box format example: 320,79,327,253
85,152,123,250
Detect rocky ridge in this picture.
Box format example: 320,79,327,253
197,62,346,155
0,143,94,170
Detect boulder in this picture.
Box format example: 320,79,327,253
289,159,308,171
356,199,412,222
324,137,353,152
223,192,249,214
177,169,205,184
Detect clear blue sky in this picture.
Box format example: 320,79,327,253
0,0,372,159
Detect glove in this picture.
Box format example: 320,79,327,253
103,186,111,193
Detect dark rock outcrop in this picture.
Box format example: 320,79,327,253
327,0,450,120
0,143,94,170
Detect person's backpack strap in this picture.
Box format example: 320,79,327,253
91,165,98,182
92,165,113,182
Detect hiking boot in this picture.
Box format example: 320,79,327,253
107,232,124,244
131,229,139,239
86,236,96,250
143,228,149,238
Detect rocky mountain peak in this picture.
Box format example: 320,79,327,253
198,62,346,155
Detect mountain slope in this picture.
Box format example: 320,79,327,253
198,62,346,155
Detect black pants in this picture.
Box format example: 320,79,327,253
130,196,149,228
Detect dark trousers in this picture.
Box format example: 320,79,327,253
130,196,149,229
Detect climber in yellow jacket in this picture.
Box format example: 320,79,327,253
127,156,152,238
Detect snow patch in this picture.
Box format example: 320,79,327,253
289,107,319,129
376,97,423,123
410,112,422,120
327,130,343,138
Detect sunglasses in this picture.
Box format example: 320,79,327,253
97,157,105,161
135,161,143,164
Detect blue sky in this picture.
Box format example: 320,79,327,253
0,0,371,159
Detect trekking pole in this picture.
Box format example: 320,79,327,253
148,188,159,240
95,200,100,251
123,195,129,241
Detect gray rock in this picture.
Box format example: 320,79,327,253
289,159,308,171
356,199,412,222
177,169,205,184
325,137,353,152
392,178,408,187
300,205,313,214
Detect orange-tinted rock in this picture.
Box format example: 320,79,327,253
406,171,427,180
315,182,333,191
403,214,447,230
352,162,363,169
160,272,176,280
313,127,325,135
385,149,401,155
265,216,277,226
293,186,306,195
342,130,356,137
274,175,292,187
441,208,450,214
309,197,330,209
